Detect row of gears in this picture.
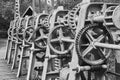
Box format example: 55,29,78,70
46,3,120,80
7,2,120,80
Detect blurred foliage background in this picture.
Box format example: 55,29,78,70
0,0,32,38
0,0,32,31
0,0,81,33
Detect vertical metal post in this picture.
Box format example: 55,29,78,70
32,0,35,13
26,43,36,80
5,39,11,60
17,41,27,77
11,43,19,70
5,21,13,60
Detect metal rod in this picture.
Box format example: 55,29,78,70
107,71,120,77
93,15,104,22
5,39,11,60
73,65,107,72
94,42,120,50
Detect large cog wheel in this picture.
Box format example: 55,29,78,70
76,24,114,65
48,24,75,54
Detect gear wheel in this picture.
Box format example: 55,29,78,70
23,16,36,44
12,27,17,39
104,5,120,29
8,27,13,38
23,27,34,44
75,24,114,65
33,15,49,49
67,3,82,30
16,27,25,41
34,25,48,49
12,19,20,40
104,6,117,27
16,18,26,42
48,24,75,54
8,21,14,38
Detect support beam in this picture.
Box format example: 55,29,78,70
26,51,36,80
5,39,11,60
93,15,104,22
11,43,19,70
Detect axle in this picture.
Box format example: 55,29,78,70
73,65,107,73
93,15,104,22
94,42,120,50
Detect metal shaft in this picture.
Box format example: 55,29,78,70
93,15,104,22
94,42,120,50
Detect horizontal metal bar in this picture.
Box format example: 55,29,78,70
94,42,120,50
73,65,107,73
93,15,104,22
107,71,120,77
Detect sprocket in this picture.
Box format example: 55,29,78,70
67,3,82,30
75,24,114,65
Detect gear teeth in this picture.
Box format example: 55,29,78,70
75,23,114,65
104,6,117,27
67,3,81,30
53,58,61,71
